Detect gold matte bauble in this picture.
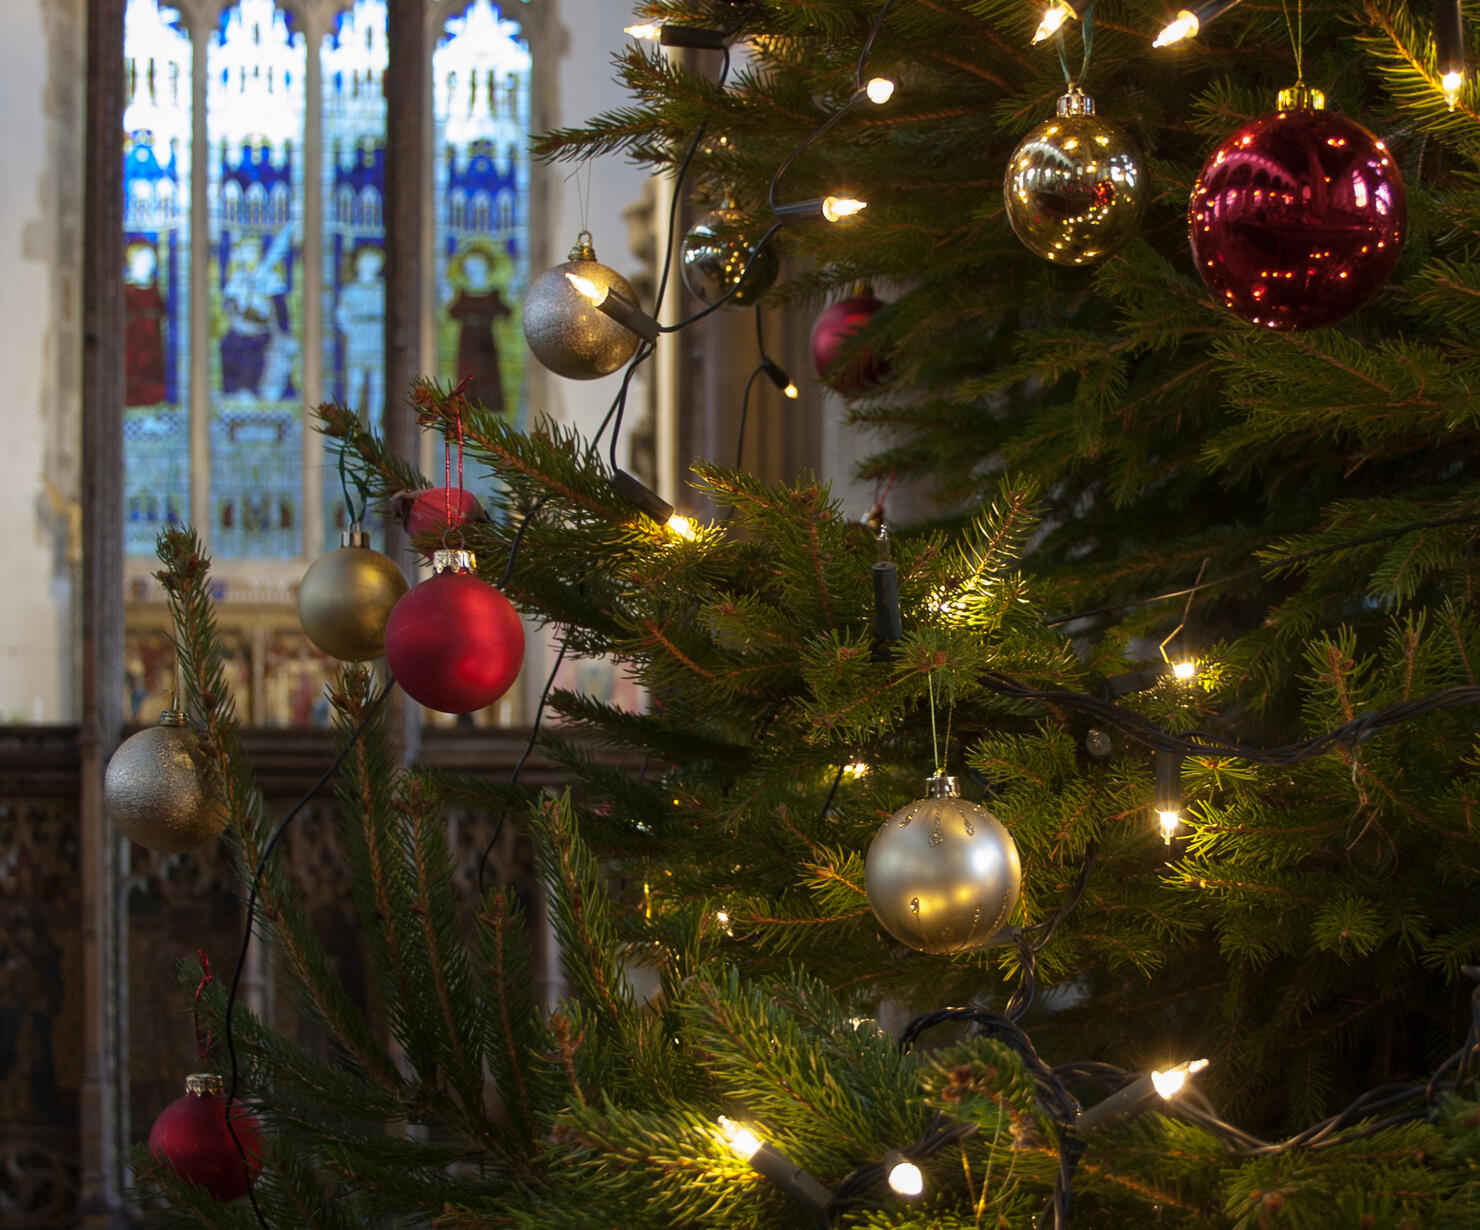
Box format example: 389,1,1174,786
1003,88,1146,266
680,204,780,307
865,773,1022,954
297,529,409,661
521,233,643,379
104,711,227,853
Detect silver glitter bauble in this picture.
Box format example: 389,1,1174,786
297,528,408,661
680,205,779,307
865,772,1021,954
1003,88,1147,266
522,233,642,380
104,710,227,853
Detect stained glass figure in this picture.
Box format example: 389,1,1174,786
123,0,191,556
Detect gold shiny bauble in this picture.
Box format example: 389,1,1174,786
104,711,227,853
297,529,409,661
522,233,643,379
865,773,1022,955
1003,88,1147,266
680,205,780,307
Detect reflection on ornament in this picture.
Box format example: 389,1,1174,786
681,205,779,307
297,528,408,661
384,549,524,714
522,233,643,379
810,292,887,394
864,772,1022,954
148,1072,262,1203
1004,88,1147,266
105,710,227,854
1189,91,1406,330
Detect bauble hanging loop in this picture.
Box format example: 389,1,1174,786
105,708,228,854
1004,86,1148,266
865,771,1022,954
147,1072,263,1203
383,549,525,715
680,203,780,307
522,232,643,379
297,527,409,662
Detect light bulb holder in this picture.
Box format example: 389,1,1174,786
1435,0,1465,84
1073,1072,1159,1135
749,1141,834,1216
760,357,794,392
1155,750,1183,816
611,469,674,525
595,285,662,343
774,196,867,225
659,23,730,50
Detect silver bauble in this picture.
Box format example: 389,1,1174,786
297,528,409,661
522,233,643,379
680,204,779,307
1004,88,1147,266
865,773,1022,954
105,710,228,854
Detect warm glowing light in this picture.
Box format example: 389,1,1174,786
715,909,730,925
1151,1058,1209,1100
1032,1,1075,44
1443,69,1463,108
1158,809,1181,843
624,23,661,40
821,195,867,223
843,761,870,779
1153,10,1199,47
1172,660,1196,680
865,76,895,104
667,513,697,540
564,271,605,304
888,1159,924,1197
783,382,799,399
719,1116,762,1159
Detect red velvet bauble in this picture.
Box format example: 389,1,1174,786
148,1075,263,1203
384,561,524,714
392,487,488,557
1189,106,1406,330
810,294,887,394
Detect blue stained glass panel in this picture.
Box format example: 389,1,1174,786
123,0,191,556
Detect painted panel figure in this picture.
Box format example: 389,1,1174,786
322,0,388,549
122,0,191,557
207,0,306,559
434,1,530,423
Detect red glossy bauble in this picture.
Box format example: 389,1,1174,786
810,294,887,394
384,551,524,714
391,487,488,557
1189,104,1406,330
148,1074,263,1203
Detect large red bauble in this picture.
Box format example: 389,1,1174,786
810,294,887,394
148,1074,263,1203
384,560,524,714
1189,106,1405,330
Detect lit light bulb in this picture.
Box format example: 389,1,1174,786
865,76,895,104
843,761,869,779
1172,660,1196,680
719,1116,762,1159
887,1158,924,1197
1032,0,1076,44
821,196,867,223
1151,1058,1209,1100
564,271,605,304
667,513,697,540
1153,10,1199,47
783,382,799,399
1443,69,1464,108
624,23,661,40
1158,809,1181,843
715,909,730,925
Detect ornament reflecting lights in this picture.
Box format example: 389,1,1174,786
681,204,780,307
1189,87,1406,330
522,233,643,379
1004,87,1147,266
865,772,1022,954
297,528,408,661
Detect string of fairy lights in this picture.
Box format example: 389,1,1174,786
194,2,1480,1226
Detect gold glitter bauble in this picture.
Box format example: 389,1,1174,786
105,712,227,853
865,773,1021,955
680,205,779,307
1003,88,1147,266
522,233,642,380
297,529,409,661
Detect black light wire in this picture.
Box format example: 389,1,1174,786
223,679,395,1228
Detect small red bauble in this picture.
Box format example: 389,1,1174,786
810,293,887,394
384,550,524,714
1189,97,1405,331
148,1073,263,1203
390,487,488,557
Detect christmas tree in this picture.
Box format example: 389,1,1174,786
131,1,1480,1226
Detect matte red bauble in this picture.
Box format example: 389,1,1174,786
390,487,488,557
384,550,524,714
1189,93,1405,330
148,1073,263,1203
810,293,887,394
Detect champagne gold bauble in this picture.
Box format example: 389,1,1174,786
522,233,643,379
865,772,1022,954
297,528,409,661
680,204,780,307
1003,87,1147,266
104,710,227,853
